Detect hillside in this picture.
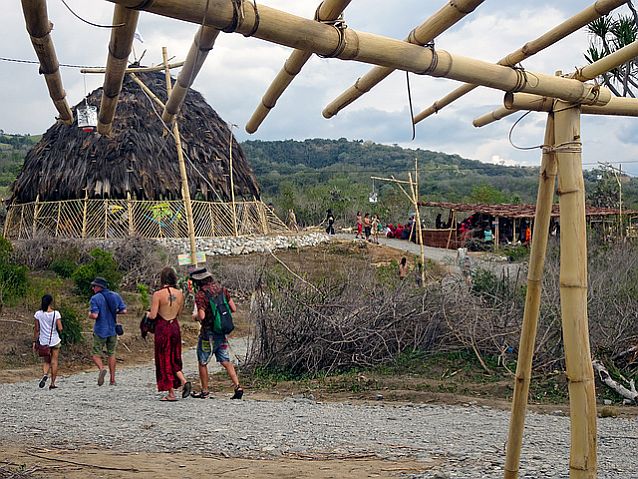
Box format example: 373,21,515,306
0,133,38,199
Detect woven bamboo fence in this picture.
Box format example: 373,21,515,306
3,199,287,240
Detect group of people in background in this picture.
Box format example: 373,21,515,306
33,267,243,402
354,211,381,243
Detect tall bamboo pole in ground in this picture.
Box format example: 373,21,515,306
228,124,239,237
163,47,198,265
20,0,73,124
554,101,597,478
504,113,557,479
247,0,353,132
98,5,139,136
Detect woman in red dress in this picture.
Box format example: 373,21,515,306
147,267,192,401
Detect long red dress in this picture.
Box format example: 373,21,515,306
154,314,183,391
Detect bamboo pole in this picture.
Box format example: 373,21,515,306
408,171,425,286
3,203,13,238
503,92,638,117
445,210,455,249
163,47,198,265
412,0,627,123
20,0,73,124
105,0,612,107
81,190,88,239
503,113,557,479
127,192,134,236
322,0,484,119
32,194,40,237
494,215,499,252
18,206,25,240
81,61,184,74
162,26,220,124
129,73,166,109
554,101,597,479
247,0,353,132
98,5,140,136
104,198,109,238
55,201,61,237
229,124,239,237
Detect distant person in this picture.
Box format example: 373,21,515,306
364,213,372,241
525,225,532,245
147,267,191,402
355,211,363,239
324,209,335,235
190,268,243,400
33,294,63,390
398,257,409,279
436,213,443,229
287,208,299,232
483,227,494,245
89,277,127,387
371,214,380,244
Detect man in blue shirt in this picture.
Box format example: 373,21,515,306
89,277,127,386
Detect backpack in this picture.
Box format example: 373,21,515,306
207,291,234,335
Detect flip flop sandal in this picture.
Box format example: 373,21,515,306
160,396,178,402
231,386,244,400
191,391,210,399
49,385,58,390
97,369,107,386
38,375,48,388
182,381,192,398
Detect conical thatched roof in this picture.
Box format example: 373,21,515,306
10,70,260,203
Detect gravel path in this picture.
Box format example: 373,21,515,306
1,341,637,478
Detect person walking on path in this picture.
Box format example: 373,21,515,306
147,267,192,402
355,211,363,239
190,268,243,400
33,294,63,390
363,213,372,241
371,214,380,244
89,277,127,387
324,209,335,235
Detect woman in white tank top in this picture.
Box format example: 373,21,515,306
33,294,63,390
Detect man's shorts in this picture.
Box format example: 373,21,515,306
197,333,230,365
92,333,117,356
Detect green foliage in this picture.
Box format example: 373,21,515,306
137,283,150,311
72,248,122,296
464,184,510,204
58,305,84,345
502,244,529,262
0,237,28,308
50,258,77,278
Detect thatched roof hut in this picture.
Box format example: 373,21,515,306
9,70,260,203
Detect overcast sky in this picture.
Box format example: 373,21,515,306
2,1,637,172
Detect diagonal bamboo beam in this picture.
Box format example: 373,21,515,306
105,0,612,109
81,61,184,74
246,0,352,133
322,0,484,119
98,5,140,136
162,26,220,124
21,0,73,124
413,0,627,124
502,92,638,117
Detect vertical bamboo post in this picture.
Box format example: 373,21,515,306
513,219,518,243
104,198,109,238
208,202,215,237
408,170,425,285
3,202,13,238
81,190,88,239
18,205,25,240
127,192,135,236
32,194,40,237
494,216,500,252
55,201,61,237
229,124,239,237
258,201,269,235
163,47,198,264
504,113,557,479
554,100,597,479
446,210,456,249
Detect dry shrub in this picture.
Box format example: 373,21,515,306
111,237,171,289
11,234,91,270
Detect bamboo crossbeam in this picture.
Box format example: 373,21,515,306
322,0,484,119
246,0,353,133
554,102,597,478
504,114,557,479
21,0,73,124
105,0,613,107
98,5,140,136
503,92,638,117
575,38,638,82
162,26,220,124
80,61,185,74
129,72,165,108
412,0,627,124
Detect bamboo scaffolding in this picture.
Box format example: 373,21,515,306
322,0,484,119
412,0,626,124
162,26,220,124
80,61,184,74
163,47,199,264
504,113,557,479
98,5,140,136
129,72,165,108
554,102,597,478
246,0,352,132
20,0,73,124
105,0,612,107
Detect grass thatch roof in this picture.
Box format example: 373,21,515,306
10,70,260,203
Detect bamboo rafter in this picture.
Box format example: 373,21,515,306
5,199,287,240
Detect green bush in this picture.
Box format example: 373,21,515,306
58,305,84,345
50,258,77,278
72,248,122,296
0,236,28,308
137,283,150,311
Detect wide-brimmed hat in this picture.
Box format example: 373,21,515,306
90,277,108,289
190,268,212,281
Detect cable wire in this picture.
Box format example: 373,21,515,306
59,0,126,28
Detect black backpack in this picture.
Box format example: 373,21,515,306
206,291,234,335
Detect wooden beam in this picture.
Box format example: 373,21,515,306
322,0,484,119
21,0,73,124
162,26,220,124
98,5,140,136
105,0,612,108
246,0,352,133
412,0,627,124
80,61,184,74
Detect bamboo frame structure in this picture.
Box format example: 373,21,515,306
246,0,352,133
162,26,220,124
502,92,638,117
20,0,73,124
80,61,184,74
97,5,140,136
322,0,484,119
412,0,627,124
4,199,287,240
504,113,557,479
105,0,612,108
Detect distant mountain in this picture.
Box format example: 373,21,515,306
0,133,38,198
